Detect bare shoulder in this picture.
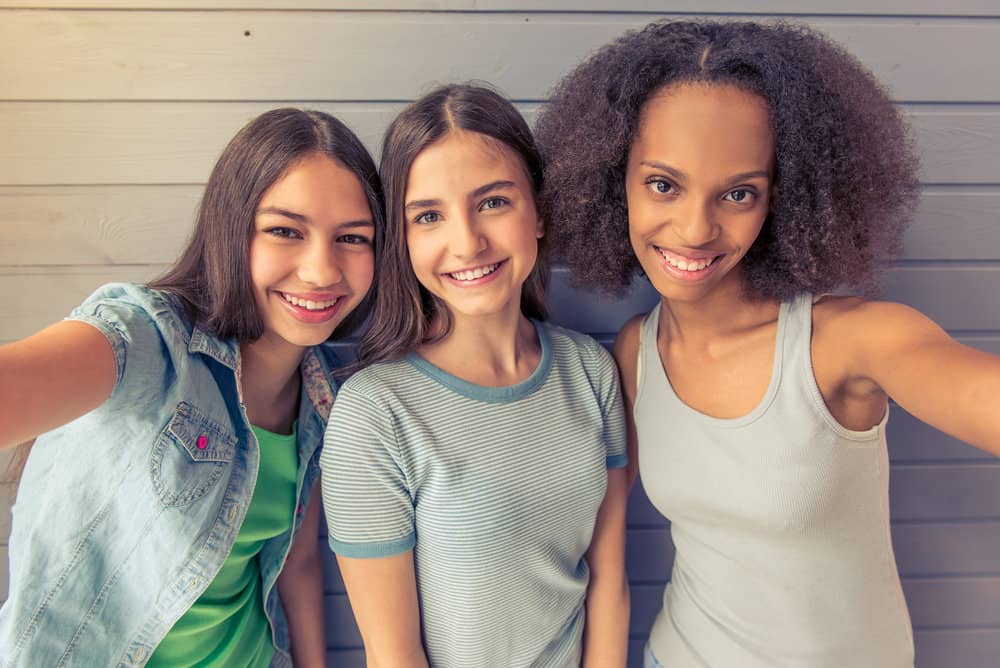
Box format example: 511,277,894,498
813,295,945,345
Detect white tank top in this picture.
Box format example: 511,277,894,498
635,294,914,667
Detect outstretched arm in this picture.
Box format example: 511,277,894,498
336,551,428,668
0,320,115,449
844,300,1000,456
277,485,327,667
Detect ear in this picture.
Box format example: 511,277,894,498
535,215,545,239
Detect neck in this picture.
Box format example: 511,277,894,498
419,304,540,387
238,334,305,434
659,270,777,345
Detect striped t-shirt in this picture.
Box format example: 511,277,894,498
321,320,627,667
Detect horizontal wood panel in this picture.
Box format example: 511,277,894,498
914,629,1000,668
3,1,999,15
325,649,364,667
881,266,1000,331
3,185,997,265
5,104,998,185
888,406,996,462
2,14,999,102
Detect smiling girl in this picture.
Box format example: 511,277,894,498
0,108,383,667
320,84,630,667
536,20,1000,668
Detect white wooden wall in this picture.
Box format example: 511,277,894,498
1,2,999,666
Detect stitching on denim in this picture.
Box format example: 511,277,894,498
150,402,236,507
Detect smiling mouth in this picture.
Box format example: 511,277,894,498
279,292,341,311
447,261,503,282
655,247,721,272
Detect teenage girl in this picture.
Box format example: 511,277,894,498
0,108,383,667
320,84,630,667
535,20,1000,668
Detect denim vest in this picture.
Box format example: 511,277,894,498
0,283,339,667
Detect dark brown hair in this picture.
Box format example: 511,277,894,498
357,83,548,366
152,108,385,340
536,20,920,300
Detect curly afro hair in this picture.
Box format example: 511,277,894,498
535,20,920,300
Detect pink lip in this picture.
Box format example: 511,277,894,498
441,259,507,287
654,246,724,283
276,291,345,324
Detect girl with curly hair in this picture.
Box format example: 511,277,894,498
0,108,383,666
320,83,630,667
536,20,1000,668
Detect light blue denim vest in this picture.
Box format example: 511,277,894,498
0,283,340,667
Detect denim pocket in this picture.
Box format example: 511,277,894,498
150,401,238,506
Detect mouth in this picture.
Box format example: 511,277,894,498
445,260,504,283
655,246,724,281
277,291,345,324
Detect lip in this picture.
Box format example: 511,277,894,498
441,259,507,287
654,246,724,283
276,290,346,324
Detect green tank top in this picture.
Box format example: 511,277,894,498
148,423,299,667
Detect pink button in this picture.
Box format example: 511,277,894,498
196,434,208,450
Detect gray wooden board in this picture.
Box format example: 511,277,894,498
3,103,1000,185
2,13,1000,102
2,1,999,15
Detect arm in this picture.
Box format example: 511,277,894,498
581,467,630,668
613,315,643,487
276,485,327,667
0,320,115,448
833,299,1000,456
336,551,428,668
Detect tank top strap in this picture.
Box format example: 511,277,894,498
777,292,815,389
635,303,662,403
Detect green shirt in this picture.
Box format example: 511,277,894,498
148,423,298,667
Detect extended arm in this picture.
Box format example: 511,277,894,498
0,320,115,448
839,300,1000,456
276,485,327,667
581,466,630,668
336,551,428,668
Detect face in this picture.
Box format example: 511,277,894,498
403,130,543,323
249,151,375,352
625,83,774,303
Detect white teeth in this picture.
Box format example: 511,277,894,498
450,262,500,282
658,250,716,272
281,293,338,310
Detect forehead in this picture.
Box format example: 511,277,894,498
633,83,774,170
405,130,528,195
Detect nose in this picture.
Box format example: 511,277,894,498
673,199,720,247
449,215,487,259
297,240,343,287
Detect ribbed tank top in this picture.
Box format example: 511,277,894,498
635,294,914,667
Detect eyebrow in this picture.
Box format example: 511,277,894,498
257,206,373,228
639,161,769,184
404,180,517,211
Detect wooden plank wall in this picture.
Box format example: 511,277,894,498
1,2,998,666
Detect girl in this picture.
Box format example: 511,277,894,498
0,108,383,667
320,84,630,667
535,20,1000,668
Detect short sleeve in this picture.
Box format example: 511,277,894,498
590,340,628,470
65,283,173,394
320,380,416,558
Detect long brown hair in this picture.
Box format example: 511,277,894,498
357,83,548,366
152,108,385,341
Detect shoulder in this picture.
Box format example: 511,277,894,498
612,312,647,399
813,295,940,343
542,321,615,369
334,358,419,404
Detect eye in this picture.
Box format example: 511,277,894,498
645,177,676,196
264,226,302,239
414,211,440,225
338,233,373,245
479,196,509,211
723,188,756,204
